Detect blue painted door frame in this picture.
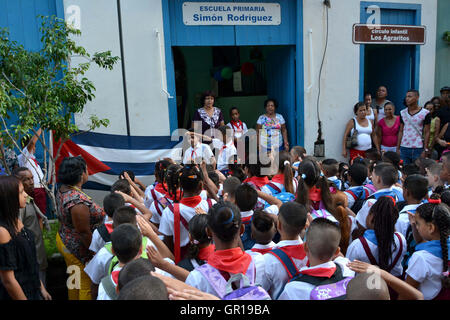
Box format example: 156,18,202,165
359,2,422,110
162,0,304,146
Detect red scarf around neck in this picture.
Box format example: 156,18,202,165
198,244,215,261
207,247,252,274
300,265,336,278
271,173,285,184
230,120,243,131
244,176,269,188
180,195,202,208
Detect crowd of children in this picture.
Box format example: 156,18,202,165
64,127,450,301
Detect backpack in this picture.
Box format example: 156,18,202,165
197,261,271,300
265,183,295,204
97,223,112,243
100,274,118,300
240,215,256,251
290,264,353,300
346,186,370,213
104,237,149,275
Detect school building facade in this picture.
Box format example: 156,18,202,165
0,0,441,198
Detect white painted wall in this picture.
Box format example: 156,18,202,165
63,0,171,136
302,0,437,162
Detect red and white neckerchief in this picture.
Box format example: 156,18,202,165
276,244,307,261
110,266,123,286
230,120,243,132
191,147,197,160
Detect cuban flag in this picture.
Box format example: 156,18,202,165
51,131,183,191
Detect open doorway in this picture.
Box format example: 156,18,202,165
364,44,416,114
172,45,297,144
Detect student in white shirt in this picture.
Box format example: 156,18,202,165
262,202,309,299
405,200,450,300
354,163,404,238
245,210,277,257
184,201,267,298
89,193,125,254
144,159,172,209
97,224,143,300
346,197,407,279
159,165,215,264
395,174,428,238
227,107,248,141
261,150,297,197
321,158,343,191
183,130,215,166
278,218,355,300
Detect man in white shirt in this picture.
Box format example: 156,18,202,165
18,128,47,216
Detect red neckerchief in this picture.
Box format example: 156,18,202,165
251,247,274,255
207,247,252,274
105,223,114,234
271,174,285,184
300,265,336,278
198,244,215,261
154,183,168,195
230,120,243,131
164,189,183,201
278,244,307,260
191,148,197,159
180,195,202,208
244,176,269,188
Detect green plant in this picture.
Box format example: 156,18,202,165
0,15,119,214
43,220,60,258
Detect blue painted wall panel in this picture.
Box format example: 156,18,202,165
234,0,296,45
169,0,236,46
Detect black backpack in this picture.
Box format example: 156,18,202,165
97,224,111,243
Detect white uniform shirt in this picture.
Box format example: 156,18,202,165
183,143,214,164
395,204,420,238
346,230,407,277
262,238,308,299
278,257,355,300
245,242,276,257
159,199,215,247
144,184,164,209
18,147,44,188
406,249,446,300
185,254,266,298
227,121,248,139
211,138,237,171
89,219,113,253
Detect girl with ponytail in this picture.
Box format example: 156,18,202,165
295,158,353,254
405,196,450,300
145,159,171,209
261,150,297,198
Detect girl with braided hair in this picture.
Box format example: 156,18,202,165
159,165,216,263
149,162,181,228
346,197,406,278
145,159,172,209
405,196,450,300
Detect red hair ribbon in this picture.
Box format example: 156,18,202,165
428,198,441,204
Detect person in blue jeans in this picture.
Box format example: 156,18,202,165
396,90,430,165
